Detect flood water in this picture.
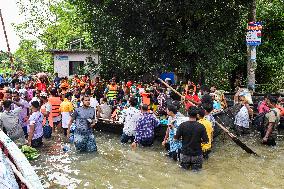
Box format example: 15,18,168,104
31,131,284,189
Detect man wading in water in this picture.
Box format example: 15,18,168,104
262,96,281,146
67,95,97,152
175,106,208,171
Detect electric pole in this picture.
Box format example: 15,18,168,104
247,0,257,91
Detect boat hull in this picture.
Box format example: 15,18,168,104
95,120,167,142
95,105,242,141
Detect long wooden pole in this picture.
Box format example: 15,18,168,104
215,122,258,156
158,77,258,156
0,9,14,70
157,78,194,106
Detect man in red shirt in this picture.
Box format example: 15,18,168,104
184,85,201,110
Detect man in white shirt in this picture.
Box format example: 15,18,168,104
121,97,141,143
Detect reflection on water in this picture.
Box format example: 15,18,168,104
31,131,284,189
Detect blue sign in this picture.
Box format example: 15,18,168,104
56,55,69,61
160,72,175,84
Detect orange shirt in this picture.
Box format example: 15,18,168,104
141,92,151,105
48,96,62,118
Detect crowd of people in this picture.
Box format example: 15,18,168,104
0,71,283,171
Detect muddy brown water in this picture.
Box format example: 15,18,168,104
31,131,284,189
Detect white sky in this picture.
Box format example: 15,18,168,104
0,0,23,52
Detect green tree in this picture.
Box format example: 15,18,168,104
255,0,284,92
0,51,12,73
14,0,94,73
13,0,284,92
70,0,250,88
14,40,52,73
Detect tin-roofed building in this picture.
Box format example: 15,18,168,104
49,49,100,77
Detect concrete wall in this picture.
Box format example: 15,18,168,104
53,52,99,77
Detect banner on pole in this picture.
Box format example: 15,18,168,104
246,21,262,46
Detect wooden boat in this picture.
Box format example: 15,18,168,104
95,105,242,141
0,130,43,189
95,118,168,141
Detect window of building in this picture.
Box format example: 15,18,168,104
69,61,84,75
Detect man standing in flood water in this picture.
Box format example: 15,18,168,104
67,95,97,152
175,106,208,171
262,96,281,146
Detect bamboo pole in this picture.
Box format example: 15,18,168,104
0,9,14,70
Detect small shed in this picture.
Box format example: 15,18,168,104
49,49,100,77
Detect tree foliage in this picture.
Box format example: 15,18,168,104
255,0,284,92
68,0,253,89
13,0,284,92
0,51,12,73
13,40,52,73
14,0,93,73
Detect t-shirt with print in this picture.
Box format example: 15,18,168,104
234,105,250,129
41,102,53,127
71,106,96,133
121,107,141,136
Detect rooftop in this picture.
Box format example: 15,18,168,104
47,49,100,54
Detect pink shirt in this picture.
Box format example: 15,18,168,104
258,101,270,114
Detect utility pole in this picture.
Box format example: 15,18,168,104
0,9,14,70
247,0,257,91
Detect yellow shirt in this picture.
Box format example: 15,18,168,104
198,118,213,151
59,98,74,113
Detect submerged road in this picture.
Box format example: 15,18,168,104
31,131,284,189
